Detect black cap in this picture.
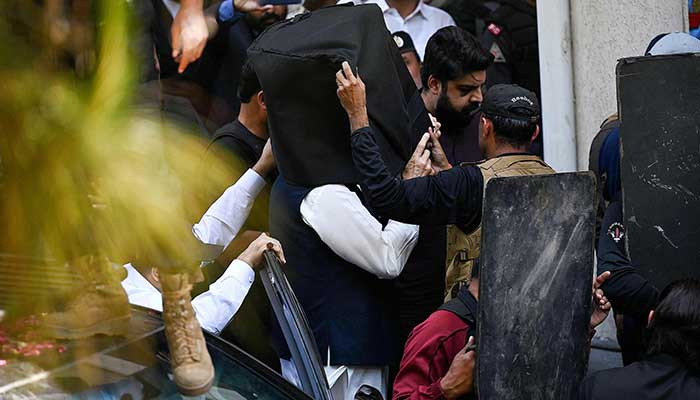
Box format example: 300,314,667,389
393,31,421,61
481,84,540,123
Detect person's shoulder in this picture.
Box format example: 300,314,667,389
420,3,455,26
454,163,485,181
411,309,469,341
212,120,248,142
578,366,629,400
580,360,679,399
210,122,256,158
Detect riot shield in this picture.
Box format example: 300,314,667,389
617,54,700,289
477,173,596,400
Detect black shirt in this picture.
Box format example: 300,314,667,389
579,354,700,400
350,127,483,233
597,197,659,322
597,196,659,365
211,120,267,168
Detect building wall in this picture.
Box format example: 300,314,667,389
569,0,688,169
537,0,688,347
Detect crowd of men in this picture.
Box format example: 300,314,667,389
2,0,699,399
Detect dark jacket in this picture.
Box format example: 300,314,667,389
597,197,659,365
350,127,483,233
579,354,700,400
597,198,659,321
269,177,396,365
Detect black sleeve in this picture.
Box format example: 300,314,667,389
350,127,483,231
597,199,659,320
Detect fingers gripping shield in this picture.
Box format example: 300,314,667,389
476,173,596,400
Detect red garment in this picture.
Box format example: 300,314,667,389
392,310,470,400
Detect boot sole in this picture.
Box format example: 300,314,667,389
45,314,131,340
175,374,215,397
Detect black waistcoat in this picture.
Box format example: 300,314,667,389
269,177,396,365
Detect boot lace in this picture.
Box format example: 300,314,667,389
164,293,199,365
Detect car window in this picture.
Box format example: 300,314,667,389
2,309,309,400
259,251,333,400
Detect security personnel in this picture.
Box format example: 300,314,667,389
442,84,553,300
393,31,423,89
335,61,554,300
480,0,539,96
480,0,541,157
587,114,620,244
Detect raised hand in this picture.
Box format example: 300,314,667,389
590,271,612,329
403,133,435,179
237,233,286,270
440,336,477,400
427,114,451,172
253,139,276,179
171,1,209,74
335,61,369,132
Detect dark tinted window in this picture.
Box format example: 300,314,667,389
2,310,307,400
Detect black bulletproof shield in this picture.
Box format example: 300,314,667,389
617,54,700,289
477,173,596,400
248,4,424,186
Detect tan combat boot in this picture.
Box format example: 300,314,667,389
43,254,130,338
160,268,214,396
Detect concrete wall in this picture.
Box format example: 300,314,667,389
537,0,688,347
569,0,688,169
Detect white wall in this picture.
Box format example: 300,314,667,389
537,0,577,172
569,0,688,169
538,0,688,171
536,0,688,345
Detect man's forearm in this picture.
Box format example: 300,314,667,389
350,127,403,216
300,184,419,279
350,127,483,228
191,259,255,334
192,168,266,247
599,265,658,320
597,200,659,319
348,109,370,133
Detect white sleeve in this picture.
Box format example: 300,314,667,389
300,185,419,279
192,169,266,247
122,264,165,312
191,259,255,334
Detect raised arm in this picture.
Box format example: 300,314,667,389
597,199,659,320
335,61,483,230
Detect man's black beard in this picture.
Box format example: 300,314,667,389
434,92,480,132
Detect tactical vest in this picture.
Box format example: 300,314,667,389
444,154,554,301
